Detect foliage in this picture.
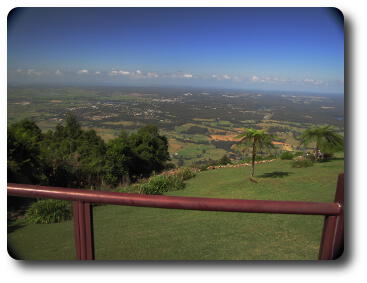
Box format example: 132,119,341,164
7,119,43,184
280,151,294,160
322,152,334,161
7,116,171,190
236,128,274,176
25,199,71,224
165,163,176,170
174,167,197,181
129,125,170,177
300,126,344,159
104,131,133,187
39,114,106,188
292,158,314,168
104,126,171,186
139,175,185,195
218,154,232,165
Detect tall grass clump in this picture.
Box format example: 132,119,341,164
25,199,71,224
292,158,314,168
175,167,197,181
139,175,185,195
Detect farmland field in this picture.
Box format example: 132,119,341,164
7,86,344,165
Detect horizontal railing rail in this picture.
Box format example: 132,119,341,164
7,173,344,260
7,183,341,216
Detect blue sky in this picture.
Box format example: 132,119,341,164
8,8,344,93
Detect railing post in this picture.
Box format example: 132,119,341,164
319,173,344,260
73,201,95,260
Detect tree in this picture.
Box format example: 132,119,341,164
236,128,273,177
128,125,170,177
300,126,344,161
39,114,106,188
7,119,43,184
104,131,134,187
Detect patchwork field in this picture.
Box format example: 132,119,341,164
7,86,344,166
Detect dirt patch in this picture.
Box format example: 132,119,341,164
272,141,293,151
168,138,184,153
210,134,241,142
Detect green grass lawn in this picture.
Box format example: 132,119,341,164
7,158,343,260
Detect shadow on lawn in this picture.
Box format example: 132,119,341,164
7,219,26,234
258,171,293,178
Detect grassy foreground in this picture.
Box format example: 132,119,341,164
8,158,343,260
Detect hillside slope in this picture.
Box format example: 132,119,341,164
8,158,343,260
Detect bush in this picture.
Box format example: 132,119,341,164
175,167,196,181
304,153,316,161
218,155,232,165
280,151,294,160
25,199,71,224
322,152,334,161
292,158,314,168
139,175,185,195
166,175,185,191
165,163,176,170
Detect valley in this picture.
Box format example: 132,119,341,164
7,86,344,166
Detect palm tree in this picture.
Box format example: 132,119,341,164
236,128,274,177
300,126,344,160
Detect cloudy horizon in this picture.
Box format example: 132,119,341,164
8,8,344,93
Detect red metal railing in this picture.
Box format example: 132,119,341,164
7,173,344,260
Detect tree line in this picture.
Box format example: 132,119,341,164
7,114,171,189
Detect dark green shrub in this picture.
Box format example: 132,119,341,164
218,155,232,165
139,175,185,195
165,163,176,170
322,152,334,161
292,158,314,168
280,151,294,160
25,199,71,224
175,167,196,181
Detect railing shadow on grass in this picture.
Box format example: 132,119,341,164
258,171,293,178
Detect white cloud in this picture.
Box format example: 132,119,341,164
183,73,193,78
109,69,130,76
147,72,159,78
14,68,41,76
26,69,41,76
303,78,323,85
130,70,146,78
77,69,89,74
55,69,63,76
251,75,260,82
95,71,101,75
212,74,232,80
